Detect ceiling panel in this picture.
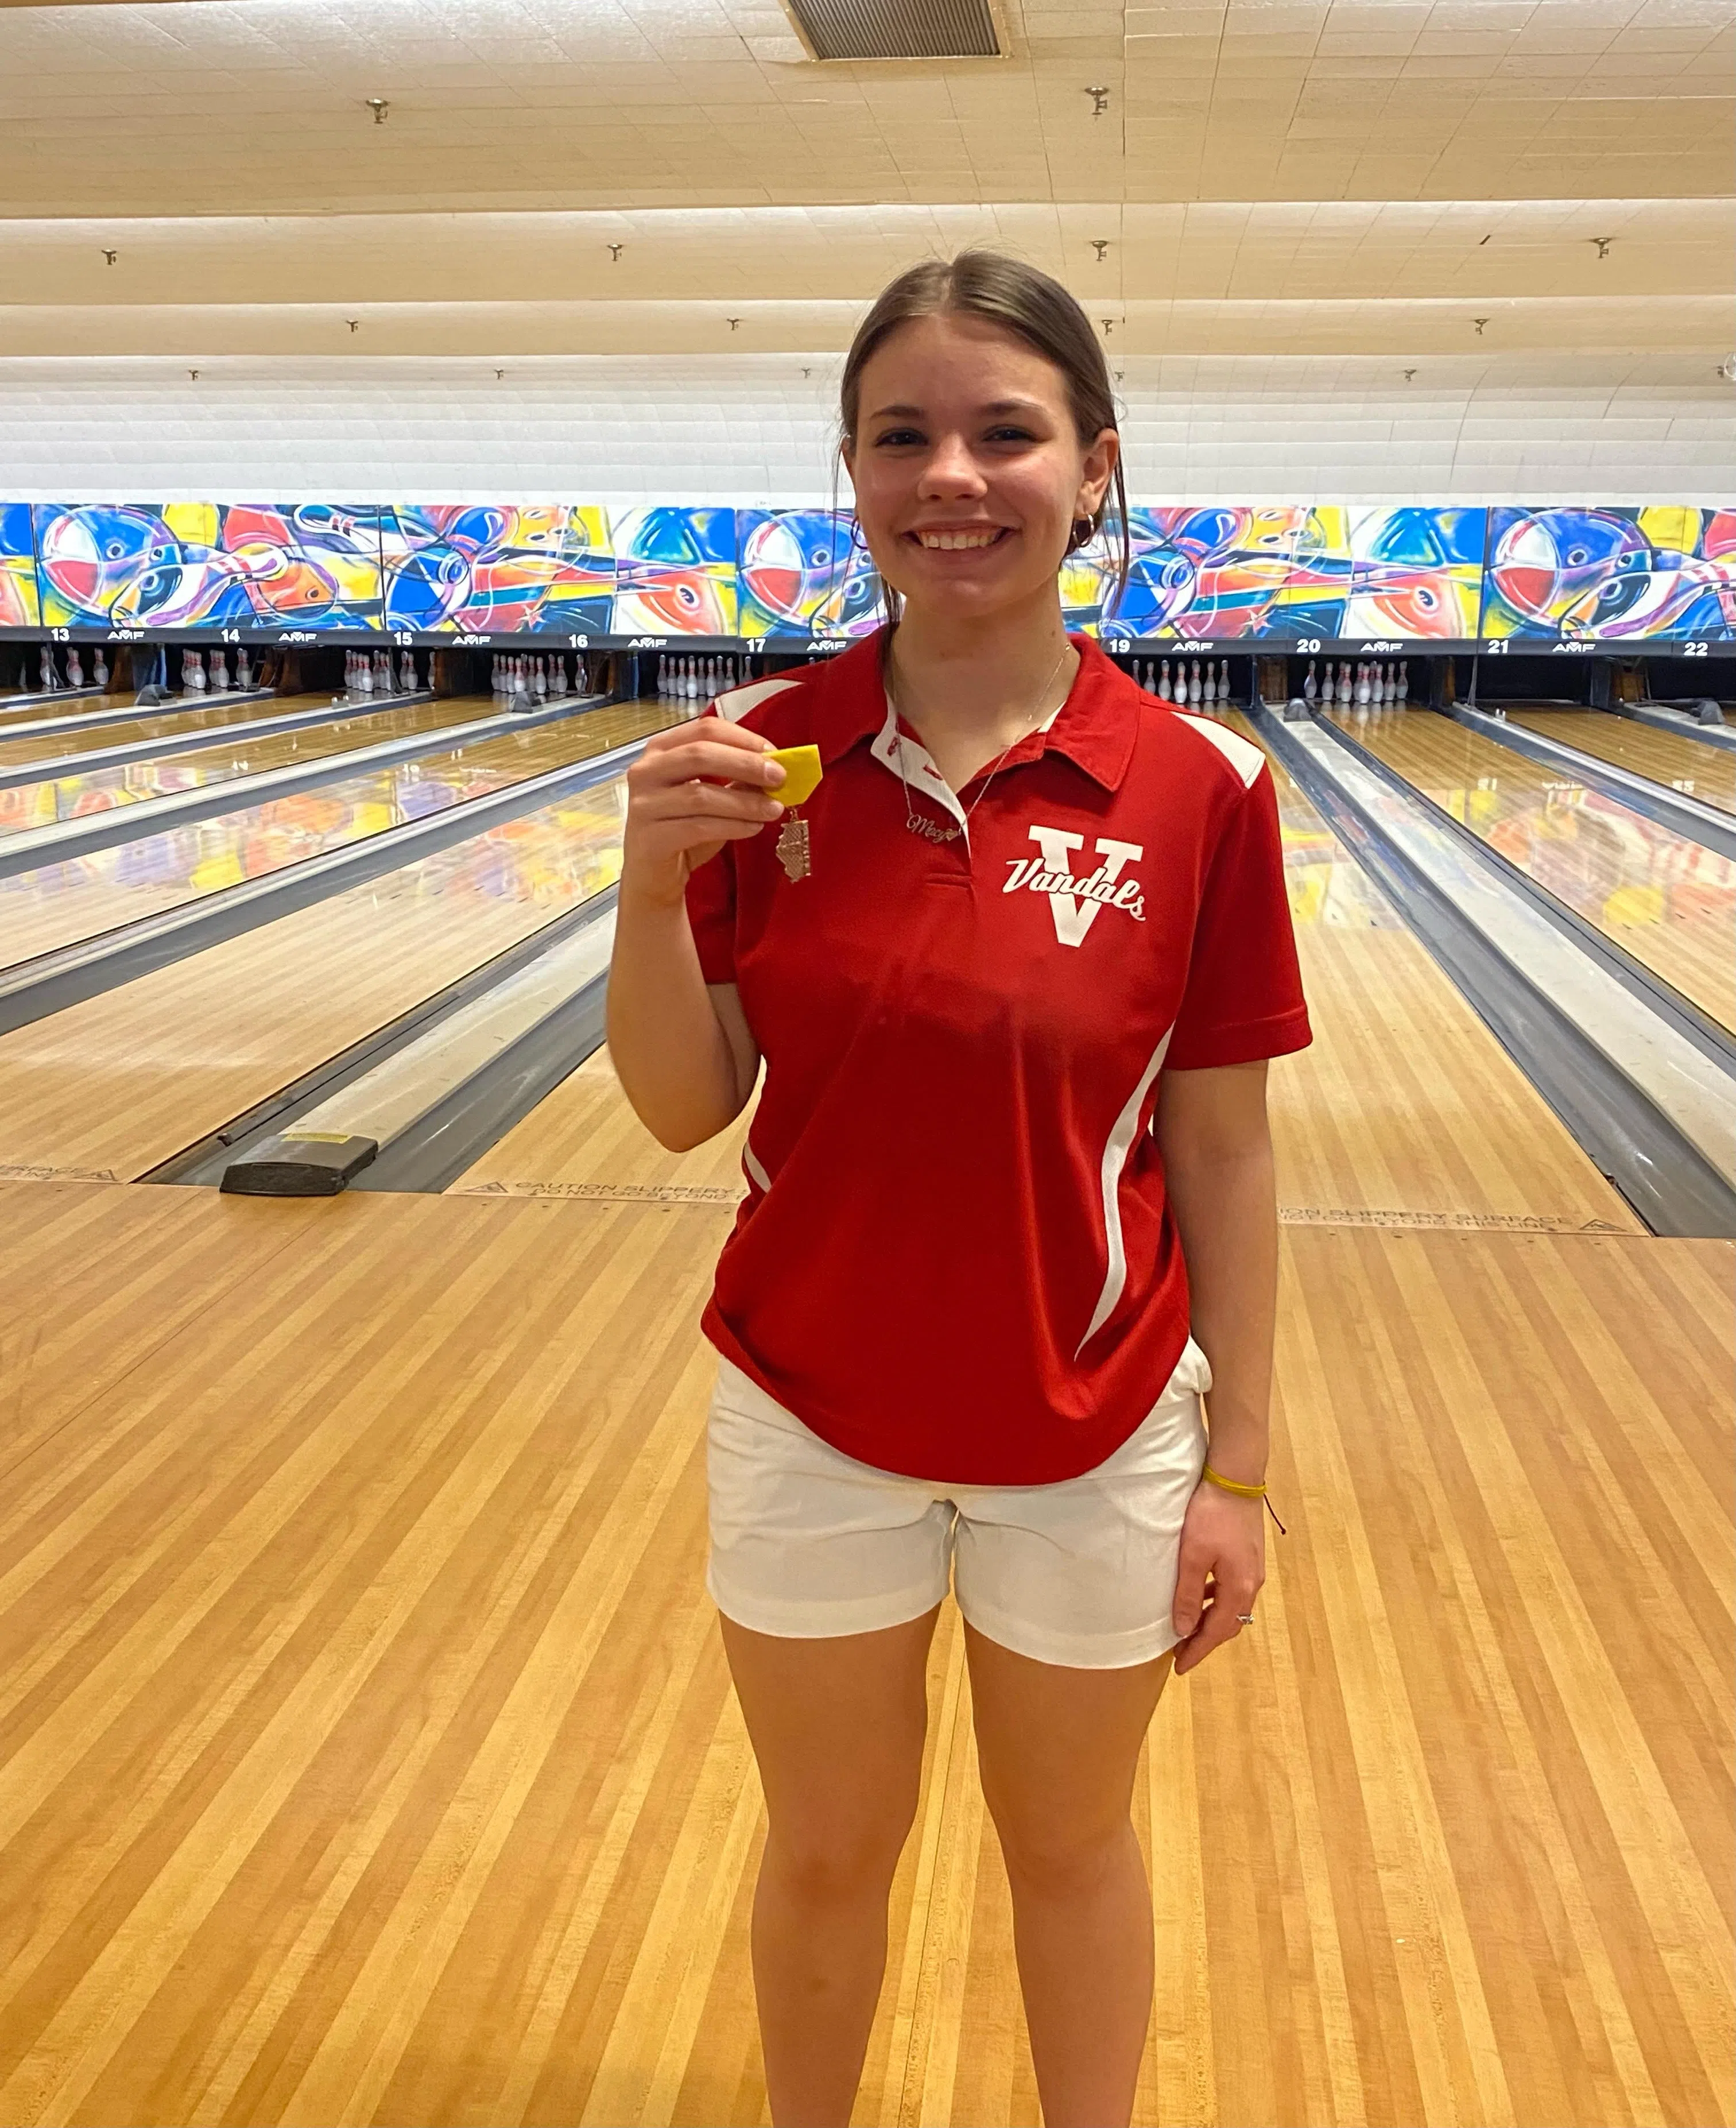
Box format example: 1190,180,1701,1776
0,0,1728,212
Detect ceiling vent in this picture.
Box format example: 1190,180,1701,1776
785,0,1001,60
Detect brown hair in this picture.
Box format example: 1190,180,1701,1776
839,250,1131,618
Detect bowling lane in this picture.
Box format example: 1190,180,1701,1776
0,688,129,728
1506,706,1736,817
0,767,640,1179
0,689,290,759
1,699,665,970
1330,706,1736,1030
0,693,504,841
454,706,1640,1235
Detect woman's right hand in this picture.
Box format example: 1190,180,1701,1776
621,718,788,910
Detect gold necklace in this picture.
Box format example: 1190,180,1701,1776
886,637,1073,844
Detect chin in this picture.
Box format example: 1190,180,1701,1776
884,559,1067,622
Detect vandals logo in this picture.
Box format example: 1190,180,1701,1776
1003,826,1146,946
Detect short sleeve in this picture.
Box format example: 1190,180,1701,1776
684,841,739,984
1165,764,1312,1070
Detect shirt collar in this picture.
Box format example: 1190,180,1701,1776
811,627,1138,792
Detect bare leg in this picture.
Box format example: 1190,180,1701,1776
719,1604,941,2128
964,1620,1175,2128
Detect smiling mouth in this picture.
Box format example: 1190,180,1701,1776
906,527,1012,552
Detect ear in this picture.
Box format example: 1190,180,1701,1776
1076,425,1119,519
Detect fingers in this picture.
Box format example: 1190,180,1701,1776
1171,1543,1211,1641
634,778,784,829
638,723,785,791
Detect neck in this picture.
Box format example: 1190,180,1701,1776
886,587,1076,740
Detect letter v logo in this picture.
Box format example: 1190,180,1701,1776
1023,825,1146,946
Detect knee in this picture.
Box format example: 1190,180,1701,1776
990,1809,1135,1903
764,1804,917,1908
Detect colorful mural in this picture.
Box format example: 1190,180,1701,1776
31,502,385,632
1083,508,1317,641
1481,506,1736,643
607,506,738,638
380,505,614,634
736,509,882,639
0,504,39,629
4,498,1733,643
1079,506,1486,642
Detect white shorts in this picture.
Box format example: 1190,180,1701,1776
705,1338,1212,1671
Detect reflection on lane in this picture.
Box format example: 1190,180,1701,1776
1212,709,1400,930
1,699,669,969
0,694,503,839
1329,705,1736,1030
1506,706,1736,818
0,689,297,763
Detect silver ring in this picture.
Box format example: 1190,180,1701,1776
1235,1613,1256,1625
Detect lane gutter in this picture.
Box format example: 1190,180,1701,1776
0,689,429,793
1443,703,1736,860
0,686,276,746
1253,701,1736,1239
145,887,618,1191
0,692,606,880
1610,700,1736,754
0,730,649,1036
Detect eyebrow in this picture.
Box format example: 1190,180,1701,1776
866,397,1048,421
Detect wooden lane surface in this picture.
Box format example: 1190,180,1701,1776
1506,708,1736,818
0,699,653,972
455,721,1638,1236
0,690,144,732
1330,707,1736,1031
0,692,275,760
0,706,668,1179
0,1175,1728,2126
0,694,502,826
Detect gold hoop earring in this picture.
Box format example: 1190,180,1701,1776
1070,516,1095,551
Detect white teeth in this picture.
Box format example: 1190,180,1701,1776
920,529,998,550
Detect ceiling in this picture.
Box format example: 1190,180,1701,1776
0,0,1730,393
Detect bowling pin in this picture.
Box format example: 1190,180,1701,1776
1154,658,1169,702
1302,659,1317,703
93,647,109,690
236,647,250,689
1187,659,1202,705
1385,663,1397,705
1398,660,1409,703
39,644,55,690
67,645,84,688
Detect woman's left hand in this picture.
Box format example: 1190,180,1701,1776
1170,1483,1266,1676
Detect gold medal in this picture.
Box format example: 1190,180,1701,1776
776,813,811,881
764,745,821,881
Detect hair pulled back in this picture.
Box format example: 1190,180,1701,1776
839,249,1131,615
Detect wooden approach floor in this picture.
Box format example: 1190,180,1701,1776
1,1173,1729,2128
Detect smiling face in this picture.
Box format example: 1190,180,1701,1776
842,311,1118,627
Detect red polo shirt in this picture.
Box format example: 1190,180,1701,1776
684,629,1311,1485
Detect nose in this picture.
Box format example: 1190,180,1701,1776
916,431,987,500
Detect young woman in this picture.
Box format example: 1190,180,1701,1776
607,251,1311,2128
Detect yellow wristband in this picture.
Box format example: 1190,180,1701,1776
1202,1462,1267,1498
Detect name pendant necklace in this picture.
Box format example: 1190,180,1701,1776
889,636,1074,844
